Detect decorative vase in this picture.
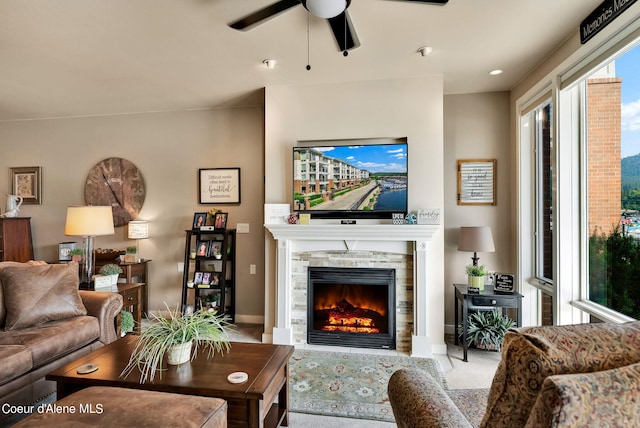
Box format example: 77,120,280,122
468,275,485,290
167,340,192,365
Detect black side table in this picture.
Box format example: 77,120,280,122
454,283,523,362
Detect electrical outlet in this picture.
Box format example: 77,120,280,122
177,262,184,273
250,264,256,275
237,223,250,234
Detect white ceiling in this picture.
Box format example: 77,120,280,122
0,0,604,121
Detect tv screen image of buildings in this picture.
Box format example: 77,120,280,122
293,144,408,213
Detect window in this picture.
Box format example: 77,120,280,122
518,15,640,326
584,43,640,319
535,102,553,285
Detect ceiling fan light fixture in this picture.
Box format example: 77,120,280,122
303,0,347,19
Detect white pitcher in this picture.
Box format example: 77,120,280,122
4,194,23,217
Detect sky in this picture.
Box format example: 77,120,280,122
313,144,407,173
619,43,640,158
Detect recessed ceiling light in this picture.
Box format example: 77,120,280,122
417,46,433,56
263,59,277,69
489,69,503,76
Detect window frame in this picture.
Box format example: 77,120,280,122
517,14,640,326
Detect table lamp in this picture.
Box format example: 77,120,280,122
127,220,149,262
65,206,115,287
457,226,495,266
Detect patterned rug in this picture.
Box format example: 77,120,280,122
289,349,447,423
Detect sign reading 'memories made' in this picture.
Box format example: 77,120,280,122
580,0,637,44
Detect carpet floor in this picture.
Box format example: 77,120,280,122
289,348,447,423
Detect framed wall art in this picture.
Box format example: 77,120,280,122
10,166,42,205
199,168,241,204
457,159,497,206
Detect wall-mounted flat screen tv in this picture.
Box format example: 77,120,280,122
293,139,408,219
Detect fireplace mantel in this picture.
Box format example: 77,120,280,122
265,223,438,242
265,223,446,357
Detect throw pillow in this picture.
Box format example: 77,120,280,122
1,262,87,330
0,260,47,327
481,322,640,428
525,362,640,427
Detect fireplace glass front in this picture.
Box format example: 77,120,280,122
307,267,396,349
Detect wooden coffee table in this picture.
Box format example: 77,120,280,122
47,336,294,428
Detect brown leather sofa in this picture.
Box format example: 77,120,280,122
0,261,123,423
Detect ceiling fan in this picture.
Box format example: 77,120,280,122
229,0,449,53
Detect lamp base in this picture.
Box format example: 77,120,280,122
471,252,480,266
78,280,94,290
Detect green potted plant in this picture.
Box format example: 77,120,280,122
120,310,135,336
99,263,123,286
124,246,138,263
121,303,233,383
465,264,487,289
69,248,83,262
461,310,515,351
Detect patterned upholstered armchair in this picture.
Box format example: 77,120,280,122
389,321,640,427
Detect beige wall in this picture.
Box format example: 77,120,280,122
0,107,266,321
0,80,514,339
443,92,512,329
263,77,446,342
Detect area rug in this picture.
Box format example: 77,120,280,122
289,349,447,423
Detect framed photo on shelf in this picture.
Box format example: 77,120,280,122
202,272,211,285
209,241,222,257
195,241,209,257
210,273,220,285
10,166,42,205
193,212,207,229
194,272,203,285
198,168,241,204
214,212,228,230
182,304,194,316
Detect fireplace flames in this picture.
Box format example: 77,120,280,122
315,298,384,334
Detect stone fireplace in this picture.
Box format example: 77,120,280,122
265,223,446,357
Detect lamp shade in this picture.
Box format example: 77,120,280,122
303,0,347,18
457,226,495,253
128,221,149,239
65,206,115,237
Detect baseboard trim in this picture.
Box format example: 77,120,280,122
234,314,264,324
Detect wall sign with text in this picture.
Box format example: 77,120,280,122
457,159,497,206
199,168,241,204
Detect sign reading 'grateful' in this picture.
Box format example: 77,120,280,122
580,0,637,44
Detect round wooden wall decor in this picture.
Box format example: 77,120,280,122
84,157,146,227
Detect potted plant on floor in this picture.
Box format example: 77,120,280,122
461,310,515,351
465,264,487,290
121,303,233,383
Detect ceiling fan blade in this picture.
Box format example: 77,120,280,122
328,10,360,52
229,0,301,31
